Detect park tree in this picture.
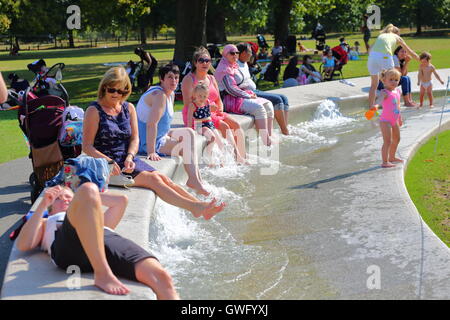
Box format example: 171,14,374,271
377,0,449,34
147,0,176,41
173,0,208,62
206,0,270,43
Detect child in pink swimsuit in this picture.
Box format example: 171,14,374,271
375,68,404,168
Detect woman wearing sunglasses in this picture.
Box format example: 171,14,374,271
215,44,275,146
83,67,225,220
181,46,247,163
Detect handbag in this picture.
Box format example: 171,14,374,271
108,174,135,188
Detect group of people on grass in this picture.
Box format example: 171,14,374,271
3,23,445,300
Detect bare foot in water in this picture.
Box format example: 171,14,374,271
186,179,210,196
381,162,396,168
389,158,404,163
95,272,130,295
191,198,226,219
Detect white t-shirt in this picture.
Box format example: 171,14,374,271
41,212,66,254
237,60,257,91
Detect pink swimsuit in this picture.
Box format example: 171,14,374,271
379,88,401,127
182,73,228,129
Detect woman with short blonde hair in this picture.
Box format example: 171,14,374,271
97,67,132,101
83,67,225,220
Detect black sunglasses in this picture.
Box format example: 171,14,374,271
106,87,129,95
229,51,239,55
197,58,211,64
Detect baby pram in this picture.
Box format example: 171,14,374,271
18,87,80,203
312,23,326,51
27,60,70,106
256,34,269,49
320,45,348,81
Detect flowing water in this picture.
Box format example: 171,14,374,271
147,98,445,299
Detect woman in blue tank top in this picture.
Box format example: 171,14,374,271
83,67,225,220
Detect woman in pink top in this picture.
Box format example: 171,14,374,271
182,46,247,162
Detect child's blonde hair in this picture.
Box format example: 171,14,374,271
380,68,401,81
193,82,209,94
419,51,432,61
380,24,400,35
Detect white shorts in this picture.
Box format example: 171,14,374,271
367,51,394,76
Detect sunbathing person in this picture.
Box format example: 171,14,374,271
15,184,179,299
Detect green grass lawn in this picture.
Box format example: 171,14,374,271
0,31,449,163
405,129,450,247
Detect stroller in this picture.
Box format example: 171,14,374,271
257,54,281,86
27,60,70,106
17,87,81,203
207,44,222,69
320,45,348,81
173,60,193,101
256,34,269,49
312,23,326,52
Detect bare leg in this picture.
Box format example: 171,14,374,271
133,171,225,219
388,124,402,162
134,258,179,300
379,122,395,168
274,110,289,135
254,118,270,146
427,86,434,107
221,118,247,162
369,75,379,108
419,86,425,107
161,128,209,196
66,183,130,295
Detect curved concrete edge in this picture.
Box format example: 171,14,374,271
400,117,450,251
396,115,450,299
2,69,449,300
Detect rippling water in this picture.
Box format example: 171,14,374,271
148,99,375,299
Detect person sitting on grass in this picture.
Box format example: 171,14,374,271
15,184,180,299
322,49,337,79
301,55,322,83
